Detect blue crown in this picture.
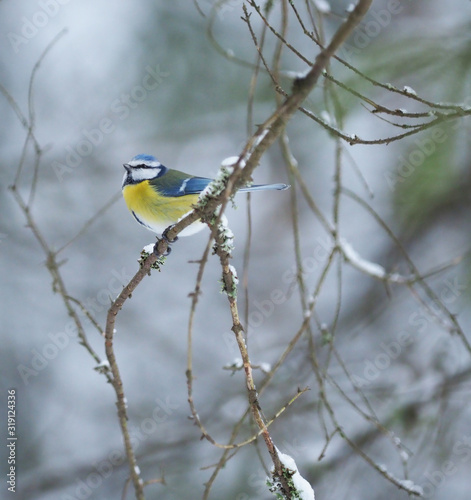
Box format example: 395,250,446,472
132,154,159,163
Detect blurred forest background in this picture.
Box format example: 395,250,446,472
1,1,471,499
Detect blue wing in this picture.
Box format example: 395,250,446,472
151,169,290,197
180,177,213,195
152,172,213,197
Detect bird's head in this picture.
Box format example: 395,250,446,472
122,154,168,187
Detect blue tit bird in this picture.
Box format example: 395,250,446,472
122,154,290,237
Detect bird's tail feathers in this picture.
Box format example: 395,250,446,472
239,183,290,192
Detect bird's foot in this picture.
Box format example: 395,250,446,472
162,225,179,244
153,237,172,256
154,226,178,257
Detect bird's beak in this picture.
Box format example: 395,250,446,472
123,163,131,171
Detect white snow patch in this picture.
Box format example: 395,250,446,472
314,0,331,13
198,182,214,199
400,450,410,463
198,159,240,201
281,69,310,79
403,85,417,96
320,110,332,126
254,128,269,148
398,479,423,496
216,214,235,253
221,156,239,167
142,243,155,254
339,238,387,279
376,464,423,496
274,449,315,500
232,358,243,369
177,209,194,223
228,264,239,284
260,362,271,373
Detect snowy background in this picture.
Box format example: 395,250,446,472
1,1,471,499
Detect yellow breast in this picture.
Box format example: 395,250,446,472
122,180,201,235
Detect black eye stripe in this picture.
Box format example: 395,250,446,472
125,164,166,181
